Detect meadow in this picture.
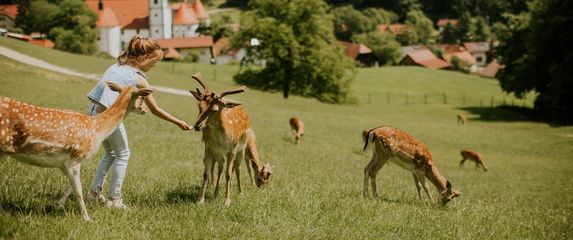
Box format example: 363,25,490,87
1,38,572,239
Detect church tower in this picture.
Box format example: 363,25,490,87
149,0,172,39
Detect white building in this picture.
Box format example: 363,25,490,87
86,0,209,58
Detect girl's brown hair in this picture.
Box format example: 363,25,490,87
118,35,163,69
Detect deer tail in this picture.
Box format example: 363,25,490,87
363,130,375,152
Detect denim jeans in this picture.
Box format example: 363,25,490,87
88,103,131,199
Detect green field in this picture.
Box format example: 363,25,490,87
1,39,572,239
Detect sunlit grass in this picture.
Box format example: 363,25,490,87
1,44,572,239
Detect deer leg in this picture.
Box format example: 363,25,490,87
363,153,378,198
214,159,224,197
369,155,388,198
415,170,434,204
245,156,256,186
459,158,466,169
56,186,73,208
224,150,237,206
480,162,488,172
412,173,423,200
209,161,216,187
234,151,244,195
198,156,213,205
62,164,90,221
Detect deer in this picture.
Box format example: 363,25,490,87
460,149,488,172
0,82,154,221
289,116,304,144
457,113,467,125
209,128,272,190
189,73,272,206
363,126,461,205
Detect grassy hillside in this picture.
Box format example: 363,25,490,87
1,42,572,239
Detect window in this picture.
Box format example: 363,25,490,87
476,57,483,63
156,30,159,34
155,13,158,18
154,0,158,4
136,29,140,34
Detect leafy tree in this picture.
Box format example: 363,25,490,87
14,0,58,34
48,0,97,54
352,31,401,66
440,22,457,43
497,0,573,122
404,9,437,45
232,0,356,103
363,8,398,25
330,5,374,41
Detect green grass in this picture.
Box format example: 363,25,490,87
1,42,572,239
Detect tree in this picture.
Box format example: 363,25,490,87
352,31,401,66
497,0,573,122
48,0,98,54
330,5,374,41
232,0,356,103
14,0,58,34
363,8,398,25
404,9,437,45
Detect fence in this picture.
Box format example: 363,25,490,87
359,92,532,108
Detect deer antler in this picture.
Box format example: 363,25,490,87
191,73,208,92
218,86,247,98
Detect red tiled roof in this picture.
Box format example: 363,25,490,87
463,42,490,53
437,19,458,27
401,49,450,69
377,24,408,35
30,39,55,48
173,1,199,25
156,36,213,49
163,47,182,59
213,37,230,57
439,44,465,54
96,8,120,28
443,51,476,65
479,59,503,78
0,4,18,20
338,41,372,59
193,0,209,20
85,0,149,29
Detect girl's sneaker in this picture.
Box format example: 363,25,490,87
87,191,106,204
106,198,129,209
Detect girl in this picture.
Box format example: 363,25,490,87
86,35,191,208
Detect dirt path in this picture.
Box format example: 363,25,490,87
0,45,189,96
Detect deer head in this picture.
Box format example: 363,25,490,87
441,180,461,205
105,82,153,115
188,73,246,131
255,163,273,187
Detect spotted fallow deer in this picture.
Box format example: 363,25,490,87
0,82,153,221
457,113,467,125
460,149,488,172
289,116,304,144
209,128,272,190
189,73,271,206
363,126,461,205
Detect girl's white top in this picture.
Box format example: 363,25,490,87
87,63,147,107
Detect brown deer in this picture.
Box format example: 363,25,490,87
189,73,271,206
289,116,304,144
0,82,153,221
460,149,488,172
457,113,467,125
363,126,461,205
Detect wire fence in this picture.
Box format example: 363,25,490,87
357,92,532,108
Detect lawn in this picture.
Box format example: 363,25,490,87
0,41,572,239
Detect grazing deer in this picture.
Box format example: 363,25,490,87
457,113,467,125
363,126,461,205
189,73,271,206
209,129,272,190
460,149,488,172
0,82,153,221
289,116,304,144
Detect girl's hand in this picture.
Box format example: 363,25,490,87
178,120,192,131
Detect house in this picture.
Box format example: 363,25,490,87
163,47,182,60
401,45,427,58
442,50,476,72
156,36,213,63
0,4,17,31
463,41,490,67
338,41,376,66
436,19,458,32
6,32,54,48
85,0,210,58
212,37,247,65
478,59,503,79
399,48,450,69
377,24,408,36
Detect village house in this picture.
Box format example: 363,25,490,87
0,4,17,31
399,47,450,69
85,0,211,61
338,41,376,66
463,41,490,67
436,19,458,32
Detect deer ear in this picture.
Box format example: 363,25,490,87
137,88,155,97
221,99,243,108
106,82,123,92
446,180,452,190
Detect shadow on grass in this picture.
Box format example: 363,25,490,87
165,183,203,204
458,105,568,127
0,199,64,217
